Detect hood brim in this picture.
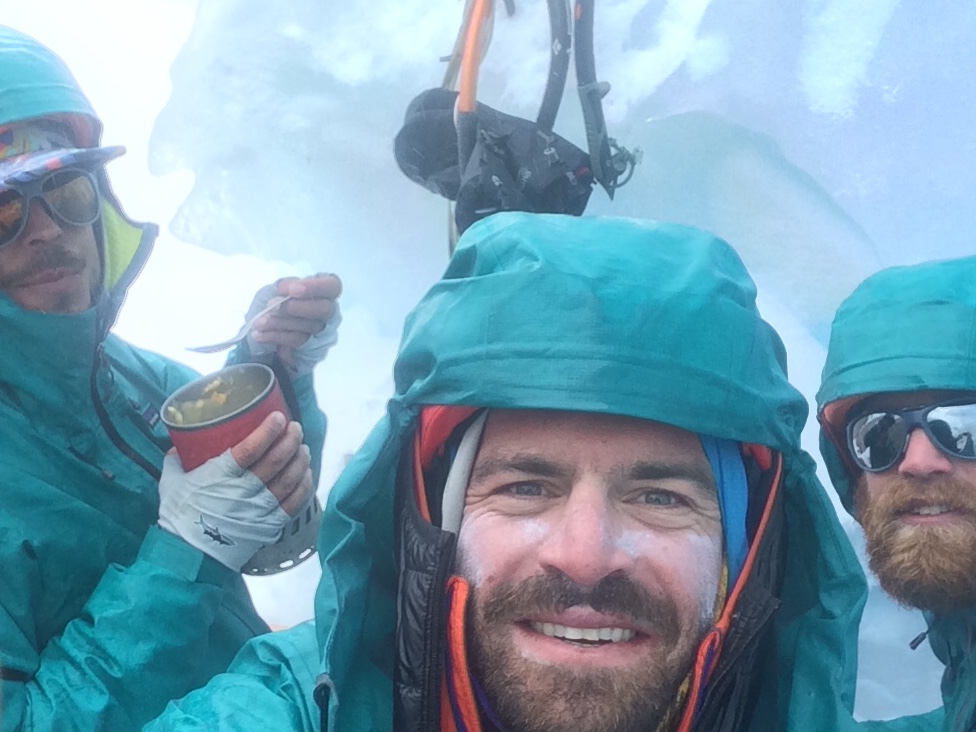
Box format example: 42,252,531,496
0,145,125,189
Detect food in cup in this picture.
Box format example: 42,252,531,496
161,363,290,472
164,374,265,426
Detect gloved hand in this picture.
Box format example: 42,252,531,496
158,412,312,571
245,274,342,377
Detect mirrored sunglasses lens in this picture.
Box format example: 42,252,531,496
42,171,98,225
0,188,25,246
927,404,976,459
850,412,907,470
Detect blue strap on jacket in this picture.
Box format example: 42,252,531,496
699,435,749,589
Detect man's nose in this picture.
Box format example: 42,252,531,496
18,198,62,244
898,428,953,478
537,484,632,587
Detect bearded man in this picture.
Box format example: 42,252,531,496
818,255,976,731
148,212,880,732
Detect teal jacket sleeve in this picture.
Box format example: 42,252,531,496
143,621,321,732
1,528,267,731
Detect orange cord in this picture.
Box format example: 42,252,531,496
413,406,480,524
458,0,492,113
412,427,432,523
441,577,482,731
675,450,785,731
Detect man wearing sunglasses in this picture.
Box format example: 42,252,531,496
818,256,976,731
0,26,342,730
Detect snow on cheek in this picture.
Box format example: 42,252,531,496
618,529,723,622
687,532,724,623
617,528,655,560
456,517,549,587
515,517,549,543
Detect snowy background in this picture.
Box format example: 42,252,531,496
7,0,973,719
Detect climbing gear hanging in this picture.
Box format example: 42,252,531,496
394,0,640,250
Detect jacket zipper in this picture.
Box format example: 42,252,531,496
425,532,457,729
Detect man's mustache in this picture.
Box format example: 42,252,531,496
0,246,87,289
479,570,681,642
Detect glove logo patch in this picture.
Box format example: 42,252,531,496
195,515,237,547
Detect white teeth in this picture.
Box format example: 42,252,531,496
913,505,951,515
530,621,636,643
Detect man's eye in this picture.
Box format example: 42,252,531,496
640,490,682,507
506,482,544,498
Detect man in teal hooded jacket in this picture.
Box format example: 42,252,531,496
818,256,976,732
147,211,894,731
0,26,344,730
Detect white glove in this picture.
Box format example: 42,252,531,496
245,282,342,378
158,450,291,572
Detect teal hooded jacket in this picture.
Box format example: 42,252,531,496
0,26,325,730
148,212,904,731
818,256,976,732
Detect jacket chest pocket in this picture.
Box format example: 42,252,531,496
97,372,173,452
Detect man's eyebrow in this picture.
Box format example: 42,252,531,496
469,455,574,484
627,462,717,496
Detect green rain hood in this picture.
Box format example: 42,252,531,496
818,256,976,732
0,25,152,301
311,212,869,730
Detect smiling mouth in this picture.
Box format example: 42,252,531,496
905,505,952,516
893,504,972,525
528,621,638,645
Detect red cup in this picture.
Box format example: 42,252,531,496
161,363,291,471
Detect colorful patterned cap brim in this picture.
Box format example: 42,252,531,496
0,145,125,190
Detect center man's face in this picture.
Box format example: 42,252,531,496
456,410,724,732
0,197,102,314
856,390,976,612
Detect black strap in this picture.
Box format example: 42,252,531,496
537,0,571,132
573,0,614,194
247,352,303,425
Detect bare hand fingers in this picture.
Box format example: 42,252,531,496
282,296,337,323
230,412,288,470
254,310,332,339
245,420,304,485
276,274,342,301
265,444,313,515
252,326,319,349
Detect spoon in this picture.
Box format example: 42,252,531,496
187,296,293,354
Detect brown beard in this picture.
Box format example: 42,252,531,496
856,473,976,612
463,569,707,732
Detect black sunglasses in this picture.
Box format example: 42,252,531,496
846,400,976,472
0,167,101,248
